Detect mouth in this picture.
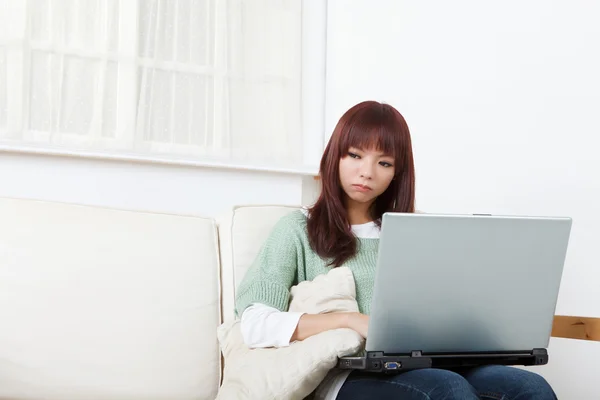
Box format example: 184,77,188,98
352,184,372,193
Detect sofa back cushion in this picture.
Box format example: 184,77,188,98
217,205,300,323
0,197,221,400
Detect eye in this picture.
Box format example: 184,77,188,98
348,152,360,159
379,161,393,167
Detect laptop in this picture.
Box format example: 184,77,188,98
337,212,572,373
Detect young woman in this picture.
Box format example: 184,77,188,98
234,101,557,399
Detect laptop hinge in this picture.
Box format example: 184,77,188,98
368,350,424,358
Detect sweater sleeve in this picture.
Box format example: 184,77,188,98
234,212,304,317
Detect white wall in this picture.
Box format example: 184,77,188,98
326,0,599,397
0,152,314,218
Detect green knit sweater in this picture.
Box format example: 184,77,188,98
234,210,379,317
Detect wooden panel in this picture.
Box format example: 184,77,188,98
552,315,600,341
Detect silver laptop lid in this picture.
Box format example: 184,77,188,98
367,212,572,354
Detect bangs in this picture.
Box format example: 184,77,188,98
339,105,401,157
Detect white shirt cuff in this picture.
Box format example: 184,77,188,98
240,303,304,348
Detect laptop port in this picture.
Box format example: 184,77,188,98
384,361,401,370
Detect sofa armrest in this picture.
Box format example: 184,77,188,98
552,315,600,341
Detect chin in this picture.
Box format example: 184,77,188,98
348,193,376,204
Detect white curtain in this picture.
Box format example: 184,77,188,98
0,0,303,166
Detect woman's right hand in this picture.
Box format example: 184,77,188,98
347,312,369,338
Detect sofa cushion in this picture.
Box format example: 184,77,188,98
0,197,221,400
217,205,300,323
216,266,363,400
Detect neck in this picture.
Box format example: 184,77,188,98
346,198,375,225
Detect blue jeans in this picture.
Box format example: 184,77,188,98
336,365,557,399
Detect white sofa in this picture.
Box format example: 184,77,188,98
1,196,597,399
0,196,298,400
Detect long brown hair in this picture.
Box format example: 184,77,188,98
307,101,415,267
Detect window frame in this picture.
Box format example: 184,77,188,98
0,0,327,175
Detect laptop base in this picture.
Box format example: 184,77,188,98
337,349,548,374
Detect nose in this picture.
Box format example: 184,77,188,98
359,161,374,180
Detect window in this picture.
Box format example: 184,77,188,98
0,0,326,171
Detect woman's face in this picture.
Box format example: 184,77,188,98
338,146,396,207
